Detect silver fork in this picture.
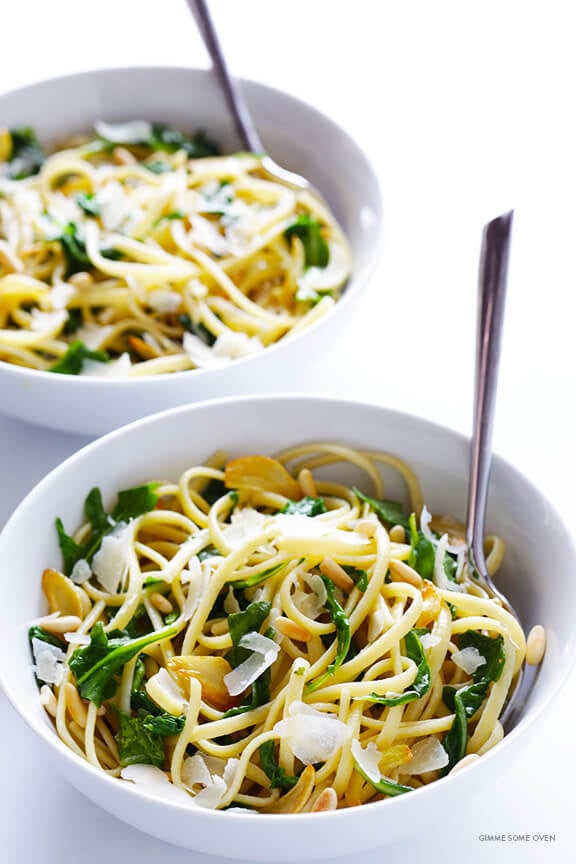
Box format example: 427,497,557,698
186,0,315,193
468,210,530,727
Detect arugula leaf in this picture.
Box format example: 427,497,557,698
281,496,327,516
154,210,184,227
28,625,67,652
55,482,160,574
354,489,410,530
230,561,287,590
63,308,84,335
54,222,123,278
49,340,110,375
408,513,435,580
111,484,160,523
179,313,216,347
441,632,506,772
70,621,179,706
76,192,101,216
117,711,165,768
365,629,431,706
308,577,351,691
143,160,172,174
142,713,185,736
148,125,219,158
352,753,413,797
343,566,368,592
285,214,329,268
228,601,271,647
259,740,298,791
5,127,45,179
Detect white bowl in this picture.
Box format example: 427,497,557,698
0,394,574,860
0,67,382,435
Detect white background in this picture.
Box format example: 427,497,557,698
1,1,575,861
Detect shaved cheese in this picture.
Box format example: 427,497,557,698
296,241,349,300
30,309,67,332
224,632,279,696
420,632,440,650
82,352,132,377
212,330,264,360
350,738,381,783
31,638,66,685
95,120,152,144
70,558,91,585
273,701,351,765
223,507,268,549
452,646,486,675
145,668,187,716
421,505,464,557
75,323,114,350
64,631,91,646
147,289,182,313
181,557,209,621
433,533,459,592
181,752,230,809
400,737,448,775
92,522,132,593
47,282,75,310
223,585,241,615
48,192,81,226
295,571,327,620
183,331,225,369
189,214,231,256
121,764,194,806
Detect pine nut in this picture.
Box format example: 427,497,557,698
526,624,546,666
389,525,406,543
210,619,229,636
64,681,88,728
355,519,377,538
150,592,173,614
68,271,93,290
449,753,480,774
274,616,312,642
312,787,338,812
0,240,23,274
388,558,423,588
298,468,317,498
38,614,82,634
319,557,355,591
113,146,136,165
39,685,57,718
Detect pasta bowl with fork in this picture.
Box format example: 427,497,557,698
0,66,381,434
0,394,574,859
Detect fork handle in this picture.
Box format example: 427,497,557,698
467,210,513,574
186,0,263,153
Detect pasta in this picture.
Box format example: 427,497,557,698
30,443,529,814
0,123,351,375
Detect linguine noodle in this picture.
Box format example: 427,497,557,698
30,443,527,813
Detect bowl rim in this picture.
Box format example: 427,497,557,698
0,64,384,386
0,392,574,824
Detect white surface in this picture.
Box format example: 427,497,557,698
0,67,381,434
2,396,574,859
0,0,574,861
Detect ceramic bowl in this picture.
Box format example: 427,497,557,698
0,67,382,435
0,395,574,860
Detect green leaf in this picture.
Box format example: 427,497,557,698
408,513,435,580
144,160,172,174
48,340,110,375
281,496,327,516
228,601,271,647
28,626,67,652
142,713,185,736
354,489,410,530
154,210,184,226
230,561,287,590
441,632,506,773
53,222,123,278
285,214,329,268
84,487,111,535
116,711,165,768
111,483,160,523
352,754,413,797
342,565,368,592
179,313,216,348
70,621,179,707
149,125,219,158
259,740,298,791
76,192,101,216
5,127,45,179
55,517,87,573
308,577,351,691
63,308,84,335
365,629,431,706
